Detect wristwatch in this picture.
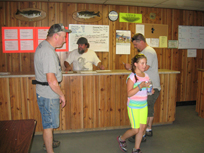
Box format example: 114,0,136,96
138,85,142,91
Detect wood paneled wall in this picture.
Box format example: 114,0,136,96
196,70,204,118
0,1,204,102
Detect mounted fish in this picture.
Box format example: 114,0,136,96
77,11,100,19
73,10,102,23
14,8,46,22
16,9,41,18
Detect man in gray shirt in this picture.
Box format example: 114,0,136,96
34,23,71,153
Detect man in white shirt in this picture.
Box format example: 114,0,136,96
64,37,105,71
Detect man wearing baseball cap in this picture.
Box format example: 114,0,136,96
34,23,71,153
64,37,105,71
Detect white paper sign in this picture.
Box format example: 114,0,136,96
4,29,18,39
20,40,34,50
20,29,33,39
178,26,204,49
69,24,109,52
187,49,197,57
5,41,18,50
38,29,49,39
136,24,145,35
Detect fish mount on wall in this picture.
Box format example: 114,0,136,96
14,8,46,22
72,10,102,23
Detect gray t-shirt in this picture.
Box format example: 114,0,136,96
141,46,161,90
65,48,101,71
34,40,62,99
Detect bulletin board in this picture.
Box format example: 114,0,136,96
2,27,69,53
136,23,168,48
143,24,168,38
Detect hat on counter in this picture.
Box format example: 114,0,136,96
77,37,88,44
47,23,72,36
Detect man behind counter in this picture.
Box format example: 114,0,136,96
64,37,105,71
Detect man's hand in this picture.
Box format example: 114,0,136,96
99,65,105,70
64,61,72,71
97,62,105,70
64,67,72,71
60,95,66,108
152,88,155,94
47,73,66,108
124,63,131,70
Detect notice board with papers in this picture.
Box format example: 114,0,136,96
135,23,168,48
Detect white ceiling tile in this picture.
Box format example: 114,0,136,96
1,0,204,11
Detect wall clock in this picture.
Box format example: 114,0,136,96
108,10,118,22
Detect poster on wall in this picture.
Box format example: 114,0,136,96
69,24,109,52
119,13,142,23
116,30,131,54
2,27,69,53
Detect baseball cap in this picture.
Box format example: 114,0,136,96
77,37,88,44
47,23,72,36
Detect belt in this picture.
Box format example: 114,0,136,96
32,80,61,86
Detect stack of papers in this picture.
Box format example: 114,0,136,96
96,70,111,72
0,72,10,75
80,71,97,74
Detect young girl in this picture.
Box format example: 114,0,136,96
117,54,153,153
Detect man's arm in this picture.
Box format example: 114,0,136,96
145,65,150,71
64,61,72,71
97,62,105,70
124,63,149,71
124,63,131,70
46,73,66,108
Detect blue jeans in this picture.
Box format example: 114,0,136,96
37,94,60,129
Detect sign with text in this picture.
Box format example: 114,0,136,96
119,13,142,23
69,24,109,52
178,25,204,49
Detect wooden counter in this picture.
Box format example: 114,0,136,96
196,69,204,118
0,69,180,134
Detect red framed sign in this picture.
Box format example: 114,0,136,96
36,27,69,52
2,27,69,53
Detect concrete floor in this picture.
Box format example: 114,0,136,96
30,105,204,153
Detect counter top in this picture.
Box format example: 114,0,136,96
0,69,180,78
197,68,204,72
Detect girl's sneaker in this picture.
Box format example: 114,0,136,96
117,136,127,152
132,148,142,153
